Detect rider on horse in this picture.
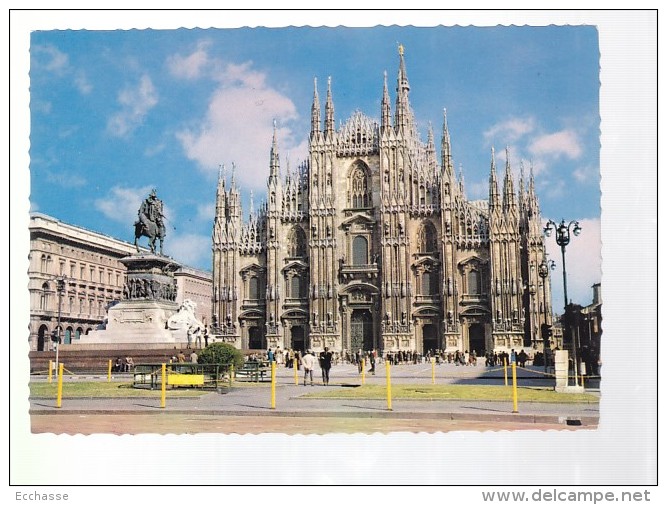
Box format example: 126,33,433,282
135,189,166,254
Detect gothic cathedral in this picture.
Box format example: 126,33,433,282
211,48,554,356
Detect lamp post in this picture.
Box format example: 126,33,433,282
54,276,67,372
538,257,556,372
544,219,581,386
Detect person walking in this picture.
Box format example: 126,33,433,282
368,350,376,375
319,347,333,385
301,350,317,386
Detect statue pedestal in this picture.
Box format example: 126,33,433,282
75,253,188,346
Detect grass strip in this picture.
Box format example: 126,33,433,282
300,384,598,403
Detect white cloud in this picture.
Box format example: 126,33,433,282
176,67,304,191
483,117,535,144
529,130,582,160
74,71,93,94
32,44,69,74
107,75,159,137
46,169,86,188
572,163,599,184
166,41,211,80
544,217,601,311
197,202,215,222
94,185,153,225
164,232,211,268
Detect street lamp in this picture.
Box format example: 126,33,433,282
54,276,67,372
538,257,556,372
544,219,582,386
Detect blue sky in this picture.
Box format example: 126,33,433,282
28,24,602,310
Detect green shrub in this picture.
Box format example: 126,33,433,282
198,342,244,368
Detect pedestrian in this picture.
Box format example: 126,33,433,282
368,350,376,375
203,325,209,347
186,328,193,349
267,347,275,364
194,327,202,348
319,346,333,385
190,350,198,363
301,349,317,386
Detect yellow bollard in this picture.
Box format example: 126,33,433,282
386,360,392,411
161,363,166,409
361,356,365,385
293,358,298,385
56,363,64,408
431,358,435,384
48,360,53,384
511,362,518,413
504,358,508,387
107,359,112,382
271,361,276,409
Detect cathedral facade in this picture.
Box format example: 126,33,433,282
211,49,554,356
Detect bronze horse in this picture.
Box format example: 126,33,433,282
134,219,165,254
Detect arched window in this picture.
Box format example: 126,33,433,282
468,270,481,295
40,254,48,273
352,236,368,265
418,221,438,253
248,277,259,300
287,226,307,257
40,282,49,310
350,165,370,208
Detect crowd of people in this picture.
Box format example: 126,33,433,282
252,346,546,376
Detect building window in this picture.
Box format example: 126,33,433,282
248,277,259,300
288,226,307,257
468,270,481,295
421,272,431,296
350,165,371,208
290,275,302,298
417,221,438,253
352,236,368,265
70,262,76,278
40,282,49,310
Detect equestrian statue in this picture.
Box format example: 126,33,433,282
134,188,166,254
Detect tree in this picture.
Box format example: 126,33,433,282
198,342,244,369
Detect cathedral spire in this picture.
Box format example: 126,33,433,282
311,77,321,138
458,164,465,194
528,160,536,197
228,162,241,222
441,108,453,176
518,160,526,205
215,164,227,220
503,146,516,210
381,70,391,131
394,43,412,132
269,119,280,184
325,76,335,138
489,147,500,209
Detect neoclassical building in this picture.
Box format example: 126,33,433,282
28,213,137,351
211,48,554,355
28,213,212,351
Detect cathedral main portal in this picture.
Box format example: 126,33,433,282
350,309,374,352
